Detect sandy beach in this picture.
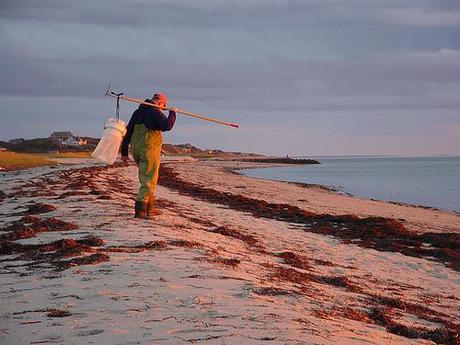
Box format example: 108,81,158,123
1,158,459,344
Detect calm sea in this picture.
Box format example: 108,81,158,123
241,156,460,212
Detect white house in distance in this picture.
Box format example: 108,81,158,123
50,132,87,147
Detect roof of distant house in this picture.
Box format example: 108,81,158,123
8,138,25,143
50,131,74,138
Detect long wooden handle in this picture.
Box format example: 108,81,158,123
107,93,239,128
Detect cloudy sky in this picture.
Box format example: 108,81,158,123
1,0,459,156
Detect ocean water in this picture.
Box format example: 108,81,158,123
241,156,460,212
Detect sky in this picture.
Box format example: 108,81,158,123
1,0,459,156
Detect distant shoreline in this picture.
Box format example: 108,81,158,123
235,165,459,214
238,157,460,215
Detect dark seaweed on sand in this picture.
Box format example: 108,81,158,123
158,165,460,271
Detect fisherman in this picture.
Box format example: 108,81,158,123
121,93,176,219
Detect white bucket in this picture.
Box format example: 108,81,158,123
91,118,127,165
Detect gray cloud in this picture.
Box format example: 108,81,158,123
1,48,458,112
2,0,460,37
0,0,459,155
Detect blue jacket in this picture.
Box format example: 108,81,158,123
121,99,176,157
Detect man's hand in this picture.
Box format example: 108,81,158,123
121,155,129,165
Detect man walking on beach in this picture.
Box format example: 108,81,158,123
121,92,176,219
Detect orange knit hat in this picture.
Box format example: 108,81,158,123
152,93,168,105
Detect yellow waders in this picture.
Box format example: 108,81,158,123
130,124,163,203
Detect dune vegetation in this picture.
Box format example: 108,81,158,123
0,151,57,170
47,151,92,158
0,151,93,170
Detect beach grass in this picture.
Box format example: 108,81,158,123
0,151,94,170
0,151,57,170
47,151,92,158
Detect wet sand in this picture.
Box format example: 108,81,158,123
0,158,459,344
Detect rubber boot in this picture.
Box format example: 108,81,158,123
134,201,147,219
146,195,161,218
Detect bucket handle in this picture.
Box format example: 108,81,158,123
113,92,123,120
104,91,123,130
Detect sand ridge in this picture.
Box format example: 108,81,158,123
174,160,460,234
0,159,459,344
